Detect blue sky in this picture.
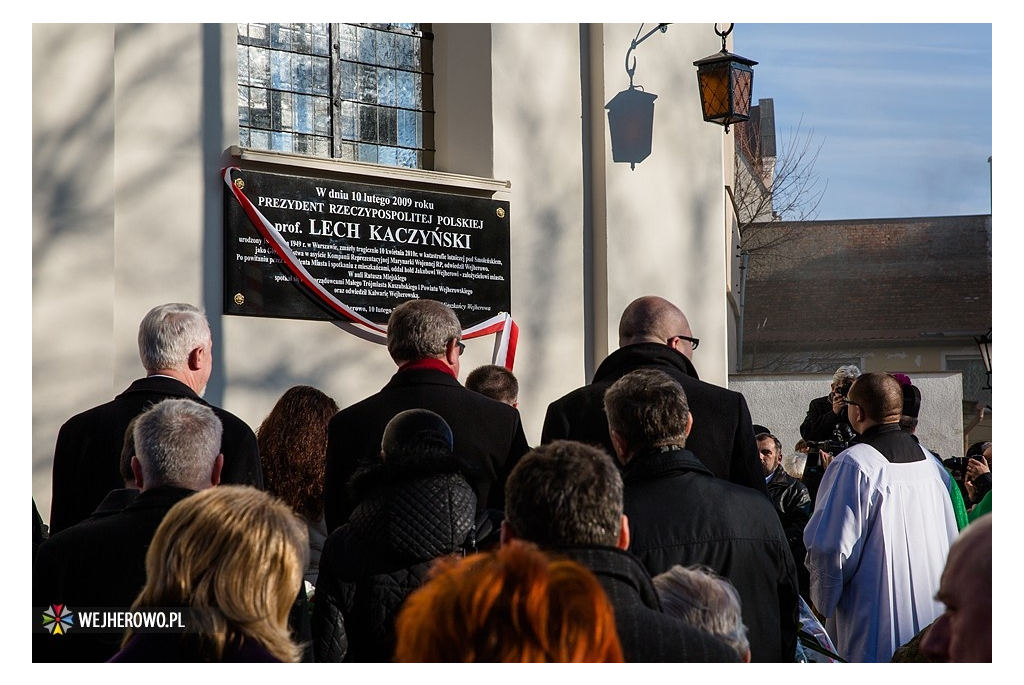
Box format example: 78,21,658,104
736,23,992,221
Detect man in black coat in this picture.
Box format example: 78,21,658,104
48,303,262,535
502,440,739,663
758,432,812,598
604,369,800,663
33,398,225,662
542,295,764,494
323,299,530,531
799,364,861,443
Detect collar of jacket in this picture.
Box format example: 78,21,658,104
544,545,663,610
622,447,714,484
384,366,463,390
118,376,203,402
124,485,197,512
397,357,457,378
592,342,700,384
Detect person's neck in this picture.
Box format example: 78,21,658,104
147,369,202,395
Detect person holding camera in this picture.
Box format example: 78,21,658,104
799,365,861,443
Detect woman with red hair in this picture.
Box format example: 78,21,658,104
393,540,623,663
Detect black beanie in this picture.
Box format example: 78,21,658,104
381,408,454,457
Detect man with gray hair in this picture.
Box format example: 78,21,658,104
49,303,262,534
34,398,224,662
324,299,530,530
653,565,751,662
604,368,799,662
501,440,739,663
799,363,861,443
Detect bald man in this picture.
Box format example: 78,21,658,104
541,295,764,493
919,515,992,663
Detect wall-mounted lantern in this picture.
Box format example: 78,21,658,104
607,23,758,169
693,23,758,133
606,23,667,170
974,328,992,389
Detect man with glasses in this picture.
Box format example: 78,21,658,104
542,295,764,494
804,372,958,663
323,299,530,531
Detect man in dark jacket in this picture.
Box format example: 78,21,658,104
323,299,530,531
502,440,739,663
799,364,861,443
34,399,224,662
48,303,262,534
541,295,764,494
758,432,812,598
604,369,800,663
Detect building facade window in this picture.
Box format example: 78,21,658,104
237,23,434,169
945,355,991,406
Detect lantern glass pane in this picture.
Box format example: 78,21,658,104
697,63,731,122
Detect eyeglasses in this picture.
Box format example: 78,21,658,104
668,335,700,350
843,398,862,411
455,341,466,356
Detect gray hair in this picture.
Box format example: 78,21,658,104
386,300,461,363
653,565,749,660
832,364,861,387
138,303,211,372
133,399,223,489
782,452,806,480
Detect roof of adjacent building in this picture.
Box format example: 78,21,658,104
742,214,992,347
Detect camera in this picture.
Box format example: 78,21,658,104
833,379,853,400
943,456,969,480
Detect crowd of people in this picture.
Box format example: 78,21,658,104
32,297,992,663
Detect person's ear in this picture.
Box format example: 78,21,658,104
209,454,224,486
188,345,206,371
131,455,144,489
616,514,630,550
684,412,694,437
444,338,460,366
610,430,629,465
500,519,515,546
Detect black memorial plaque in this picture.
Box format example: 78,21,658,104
223,167,511,329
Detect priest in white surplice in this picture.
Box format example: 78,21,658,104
804,372,958,663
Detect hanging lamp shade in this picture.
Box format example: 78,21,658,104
693,49,757,130
605,87,658,170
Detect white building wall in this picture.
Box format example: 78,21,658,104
32,23,736,521
730,372,966,461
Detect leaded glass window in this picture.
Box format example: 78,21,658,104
237,23,434,169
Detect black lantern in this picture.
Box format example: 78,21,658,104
974,328,992,389
693,23,757,133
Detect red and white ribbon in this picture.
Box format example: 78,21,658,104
223,166,518,368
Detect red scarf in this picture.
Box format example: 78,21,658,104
398,358,457,379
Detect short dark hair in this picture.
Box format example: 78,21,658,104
465,365,519,405
604,368,689,459
504,441,622,547
756,432,782,455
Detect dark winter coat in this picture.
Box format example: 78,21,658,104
49,376,263,534
312,449,484,663
621,448,800,663
541,343,765,494
548,546,740,663
324,367,530,530
766,464,812,598
799,394,855,443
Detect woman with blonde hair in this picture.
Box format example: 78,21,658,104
110,485,308,662
393,539,623,663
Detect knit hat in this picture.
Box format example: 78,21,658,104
381,408,454,458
